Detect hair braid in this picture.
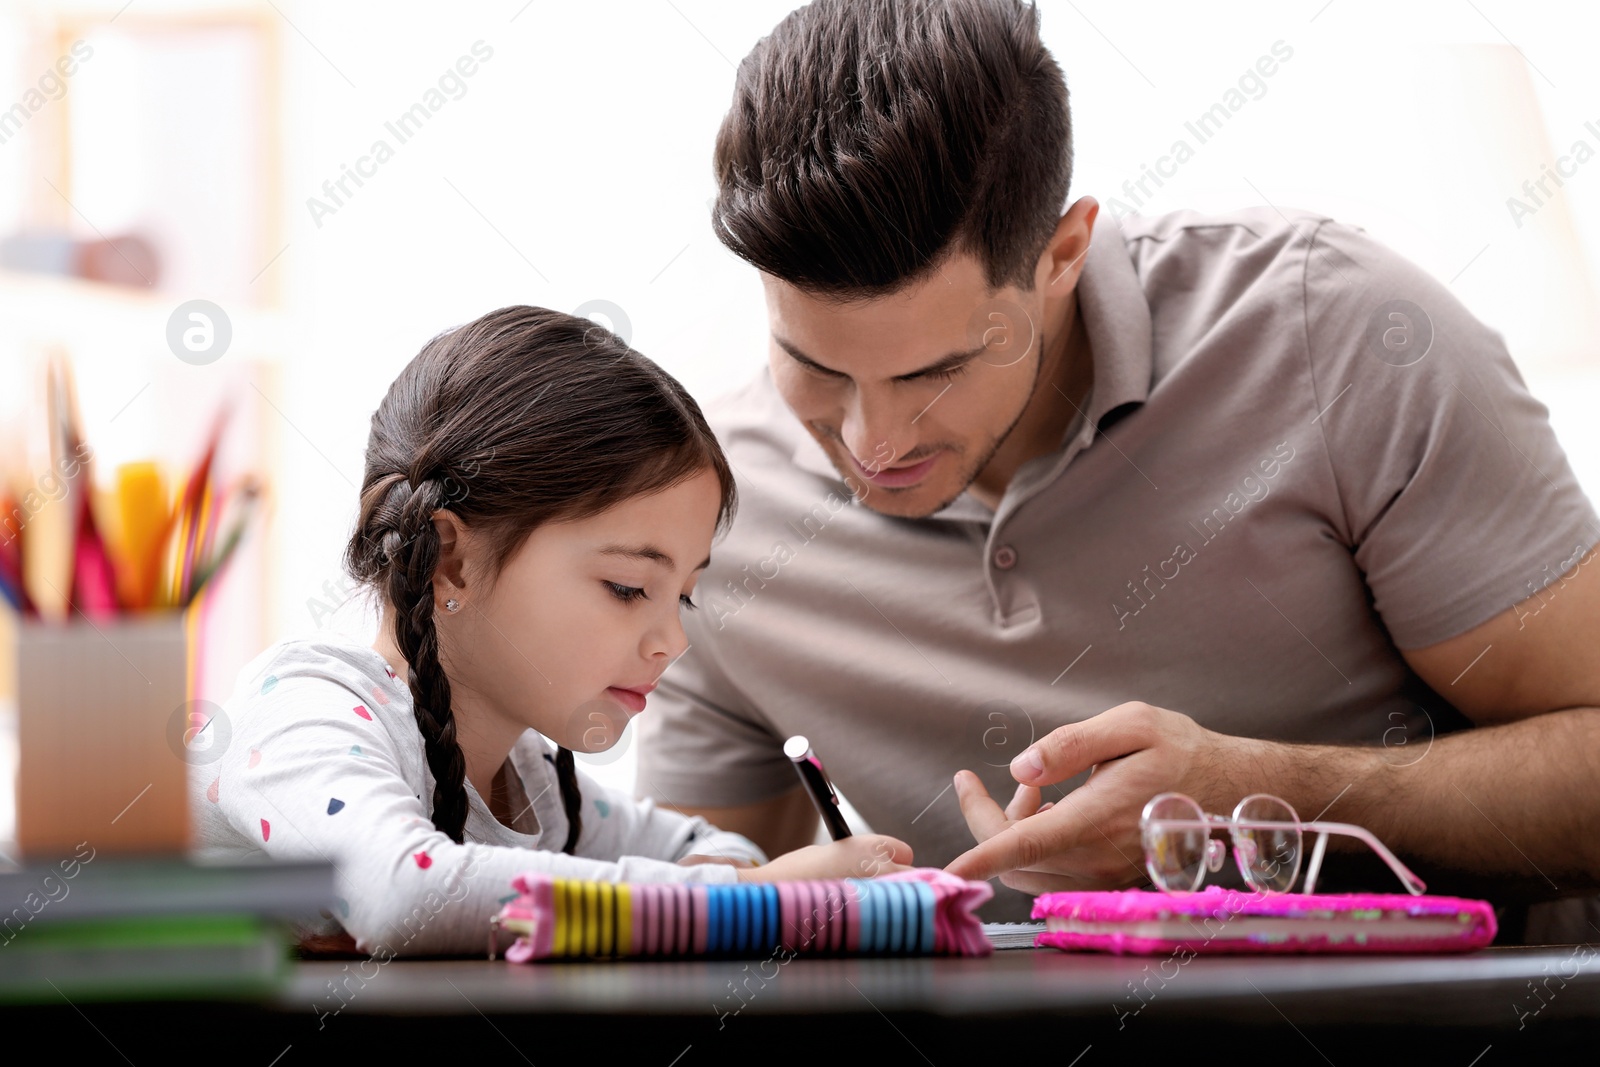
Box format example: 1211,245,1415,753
554,746,583,854
378,475,470,843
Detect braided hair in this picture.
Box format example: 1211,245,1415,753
345,306,737,849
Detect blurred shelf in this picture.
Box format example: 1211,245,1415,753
0,268,287,356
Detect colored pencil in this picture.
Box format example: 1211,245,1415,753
183,477,262,607
4,357,255,623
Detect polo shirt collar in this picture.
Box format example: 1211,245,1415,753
787,215,1154,506
1074,212,1155,434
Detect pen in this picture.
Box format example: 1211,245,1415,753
784,734,852,841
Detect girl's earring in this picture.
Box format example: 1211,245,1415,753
444,598,461,614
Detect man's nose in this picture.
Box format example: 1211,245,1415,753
841,390,913,471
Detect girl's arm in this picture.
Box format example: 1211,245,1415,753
538,738,769,868
208,678,747,957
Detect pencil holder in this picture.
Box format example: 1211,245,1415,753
15,615,191,857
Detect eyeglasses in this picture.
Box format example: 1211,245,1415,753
1140,792,1426,896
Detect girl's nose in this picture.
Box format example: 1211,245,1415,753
648,611,690,663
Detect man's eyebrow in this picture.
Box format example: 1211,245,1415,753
773,335,988,382
596,543,712,571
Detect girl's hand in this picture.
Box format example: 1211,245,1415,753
676,855,756,868
736,834,913,882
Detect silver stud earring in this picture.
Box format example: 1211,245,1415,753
444,598,461,613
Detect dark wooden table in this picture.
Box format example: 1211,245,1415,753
11,943,1597,1063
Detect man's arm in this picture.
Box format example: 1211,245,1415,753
662,785,822,862
945,549,1600,896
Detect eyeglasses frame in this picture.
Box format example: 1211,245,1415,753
1140,791,1426,896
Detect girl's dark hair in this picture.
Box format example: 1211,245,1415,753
345,305,737,851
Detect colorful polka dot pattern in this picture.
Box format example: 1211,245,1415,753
240,670,391,854
497,868,993,961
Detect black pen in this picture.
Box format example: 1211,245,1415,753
784,734,852,841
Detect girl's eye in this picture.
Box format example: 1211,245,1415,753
604,581,648,603
606,582,698,611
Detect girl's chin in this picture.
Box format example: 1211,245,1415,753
552,695,633,754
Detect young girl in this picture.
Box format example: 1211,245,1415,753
193,306,910,956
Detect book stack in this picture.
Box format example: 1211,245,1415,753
0,854,334,1003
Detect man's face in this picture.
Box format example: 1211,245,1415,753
763,251,1046,519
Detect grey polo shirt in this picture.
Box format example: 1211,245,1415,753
635,207,1600,922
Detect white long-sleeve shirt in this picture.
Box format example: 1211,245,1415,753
191,635,767,956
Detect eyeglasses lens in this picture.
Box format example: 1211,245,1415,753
1232,794,1301,893
1143,793,1209,892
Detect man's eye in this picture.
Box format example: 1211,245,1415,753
921,361,971,382
604,582,648,603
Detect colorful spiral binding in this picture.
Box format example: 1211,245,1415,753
494,867,993,961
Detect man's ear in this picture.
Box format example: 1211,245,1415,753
431,509,471,606
1038,195,1099,296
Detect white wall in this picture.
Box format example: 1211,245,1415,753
14,1,1600,795
252,1,1600,792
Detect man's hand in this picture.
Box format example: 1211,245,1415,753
944,701,1263,892
943,554,1600,899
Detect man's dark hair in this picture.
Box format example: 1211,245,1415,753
712,0,1072,299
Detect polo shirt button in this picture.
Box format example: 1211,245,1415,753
993,545,1018,570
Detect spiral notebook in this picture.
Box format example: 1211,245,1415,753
491,867,994,961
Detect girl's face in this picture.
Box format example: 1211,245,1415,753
437,467,723,757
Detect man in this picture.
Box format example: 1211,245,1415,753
635,0,1600,938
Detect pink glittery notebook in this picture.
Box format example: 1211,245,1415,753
1032,887,1497,955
